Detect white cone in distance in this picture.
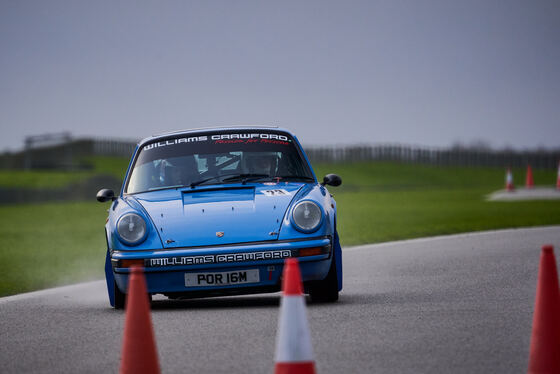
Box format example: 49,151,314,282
274,258,316,374
506,167,514,191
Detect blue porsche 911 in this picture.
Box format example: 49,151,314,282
97,126,342,308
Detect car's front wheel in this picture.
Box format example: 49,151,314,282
308,258,339,303
113,279,153,309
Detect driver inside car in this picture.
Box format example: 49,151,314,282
245,153,277,175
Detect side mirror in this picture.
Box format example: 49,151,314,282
322,174,342,187
97,189,116,202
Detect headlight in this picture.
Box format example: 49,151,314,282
117,213,147,245
292,201,322,233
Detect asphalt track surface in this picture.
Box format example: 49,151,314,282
2,226,560,373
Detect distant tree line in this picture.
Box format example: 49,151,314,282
305,144,560,169
0,135,558,170
0,136,137,170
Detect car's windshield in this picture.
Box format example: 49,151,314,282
125,130,314,194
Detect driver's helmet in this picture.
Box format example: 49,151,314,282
156,156,197,186
156,160,180,186
244,152,277,175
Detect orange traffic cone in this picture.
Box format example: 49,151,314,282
274,258,316,374
120,266,160,374
505,167,515,192
528,245,560,374
526,165,534,189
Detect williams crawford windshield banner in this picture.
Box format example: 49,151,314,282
137,131,294,166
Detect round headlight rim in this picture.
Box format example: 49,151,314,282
291,200,324,233
116,212,148,246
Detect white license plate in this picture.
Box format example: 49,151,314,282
185,269,260,287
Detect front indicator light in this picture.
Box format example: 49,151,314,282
299,247,323,257
120,259,145,268
298,244,331,257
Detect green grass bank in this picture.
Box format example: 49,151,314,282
0,156,130,189
314,162,560,245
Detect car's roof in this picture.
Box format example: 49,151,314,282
137,125,296,147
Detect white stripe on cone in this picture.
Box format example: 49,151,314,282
274,295,314,364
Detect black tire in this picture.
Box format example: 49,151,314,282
114,280,126,309
114,280,153,309
309,257,339,303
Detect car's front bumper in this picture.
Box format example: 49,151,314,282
111,236,332,296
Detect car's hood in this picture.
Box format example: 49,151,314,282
133,183,304,248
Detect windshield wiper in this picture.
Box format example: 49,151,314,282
148,184,188,192
189,173,266,188
189,173,309,188
189,176,224,188
221,173,271,184
277,175,316,182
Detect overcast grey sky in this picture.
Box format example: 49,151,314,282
1,0,558,151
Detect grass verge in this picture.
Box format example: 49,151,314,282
313,162,560,245
0,156,130,189
0,202,108,296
